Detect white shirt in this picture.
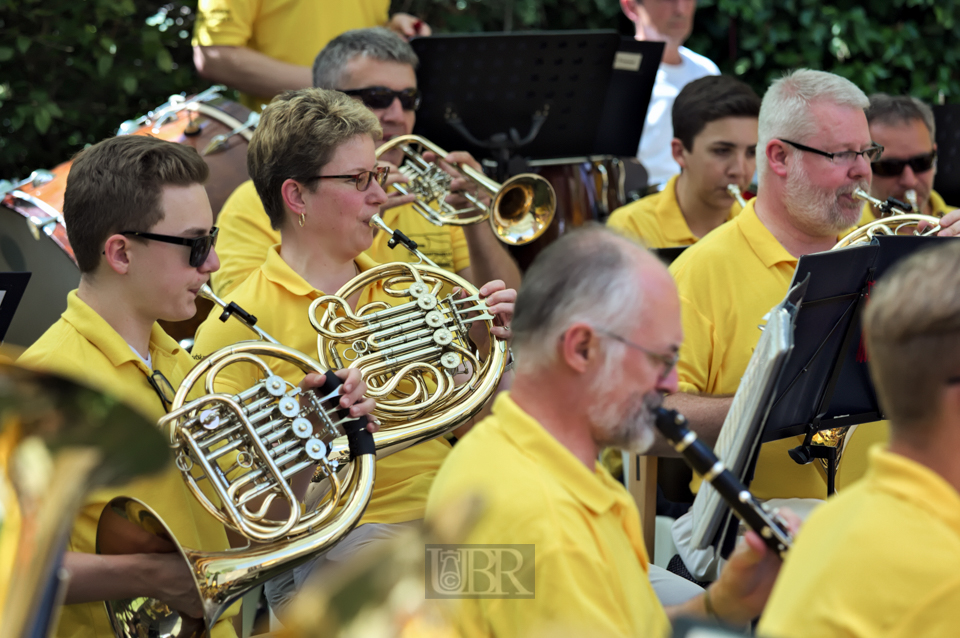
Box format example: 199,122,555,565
638,46,720,187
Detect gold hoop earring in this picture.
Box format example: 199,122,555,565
298,212,305,228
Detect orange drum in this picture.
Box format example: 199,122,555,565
508,157,626,271
0,89,254,348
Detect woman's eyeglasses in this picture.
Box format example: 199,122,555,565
312,166,390,192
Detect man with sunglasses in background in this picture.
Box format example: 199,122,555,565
860,94,954,222
16,135,374,638
212,27,521,296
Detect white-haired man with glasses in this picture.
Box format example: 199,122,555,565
653,69,894,581
212,27,521,297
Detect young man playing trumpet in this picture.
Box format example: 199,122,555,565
17,135,373,637
191,87,515,618
607,75,760,248
759,241,960,637
212,27,521,296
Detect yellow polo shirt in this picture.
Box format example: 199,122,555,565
759,445,960,638
606,174,742,248
193,0,390,111
212,180,471,296
17,292,237,638
425,393,670,638
192,245,451,525
671,200,887,499
857,188,955,226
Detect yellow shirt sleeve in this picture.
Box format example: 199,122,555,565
193,0,255,47
212,181,280,296
675,293,719,395
191,306,265,397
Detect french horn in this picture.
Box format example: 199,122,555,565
377,134,557,246
100,285,378,638
309,214,509,457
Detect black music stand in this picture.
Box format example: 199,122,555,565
410,32,662,175
752,236,958,495
0,272,30,343
651,246,687,266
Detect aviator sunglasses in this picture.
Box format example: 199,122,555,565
120,226,219,267
871,150,937,177
341,86,422,111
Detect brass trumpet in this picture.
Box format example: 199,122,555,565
377,134,557,246
100,285,378,638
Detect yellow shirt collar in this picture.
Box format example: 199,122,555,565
59,290,181,373
737,199,798,269
491,392,625,515
259,244,380,298
868,445,960,535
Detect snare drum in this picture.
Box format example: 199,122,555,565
0,91,254,348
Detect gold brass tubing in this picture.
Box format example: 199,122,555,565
727,184,748,208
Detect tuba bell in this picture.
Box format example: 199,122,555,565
377,134,557,246
99,285,378,638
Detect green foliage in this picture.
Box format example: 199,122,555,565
686,0,960,103
390,0,624,33
0,0,207,178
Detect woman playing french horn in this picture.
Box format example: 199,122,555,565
191,87,516,616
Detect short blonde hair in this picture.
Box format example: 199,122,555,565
247,88,382,229
864,241,960,430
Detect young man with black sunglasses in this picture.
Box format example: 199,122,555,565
862,94,955,221
16,135,374,638
211,27,521,297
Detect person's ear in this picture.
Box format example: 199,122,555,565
560,323,598,374
767,139,791,178
620,0,640,23
101,234,132,275
281,178,310,217
672,138,688,170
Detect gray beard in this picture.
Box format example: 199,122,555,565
784,162,868,237
591,388,661,455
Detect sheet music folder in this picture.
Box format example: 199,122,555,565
410,32,662,161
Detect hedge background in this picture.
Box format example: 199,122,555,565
2,0,958,178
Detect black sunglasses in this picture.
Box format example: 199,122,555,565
341,87,422,111
121,226,219,267
147,369,176,411
871,150,937,177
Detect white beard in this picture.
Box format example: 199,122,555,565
784,160,868,236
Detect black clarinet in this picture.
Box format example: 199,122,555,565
654,407,793,558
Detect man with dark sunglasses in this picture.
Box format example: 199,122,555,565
861,94,955,222
16,135,375,638
211,27,521,297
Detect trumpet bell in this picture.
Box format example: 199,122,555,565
376,134,557,247
491,174,557,246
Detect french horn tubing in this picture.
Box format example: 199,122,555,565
376,134,557,246
309,215,509,457
100,284,378,638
